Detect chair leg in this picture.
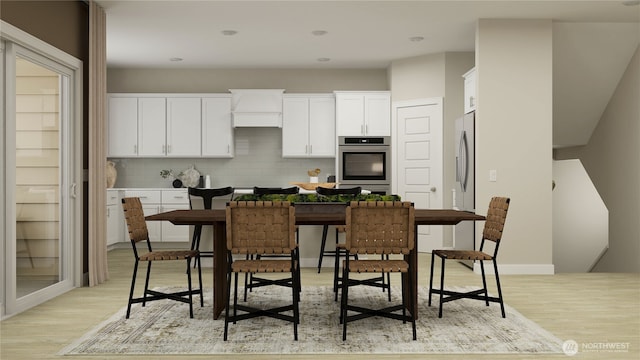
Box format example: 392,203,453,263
493,259,506,318
126,259,140,319
438,256,446,318
186,259,194,319
341,265,349,340
197,255,204,307
142,262,152,307
407,269,417,340
333,246,341,301
428,252,435,307
224,269,232,341
318,225,329,273
292,259,300,341
480,260,489,306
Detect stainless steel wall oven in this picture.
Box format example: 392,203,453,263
337,136,390,194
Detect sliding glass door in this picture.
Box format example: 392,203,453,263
1,23,82,317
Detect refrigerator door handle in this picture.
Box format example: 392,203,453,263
459,130,468,192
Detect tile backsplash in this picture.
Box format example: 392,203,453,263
108,128,336,189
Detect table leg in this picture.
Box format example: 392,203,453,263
403,231,419,320
212,222,227,320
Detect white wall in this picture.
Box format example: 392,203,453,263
388,52,474,247
476,19,554,273
556,46,640,273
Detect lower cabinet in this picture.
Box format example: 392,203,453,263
106,189,124,246
123,189,190,243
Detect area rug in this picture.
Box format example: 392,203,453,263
59,286,564,355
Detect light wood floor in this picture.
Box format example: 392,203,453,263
1,249,639,360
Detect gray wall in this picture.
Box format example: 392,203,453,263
556,46,640,273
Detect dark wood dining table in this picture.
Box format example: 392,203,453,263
146,204,485,319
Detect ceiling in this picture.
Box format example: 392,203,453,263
96,0,639,147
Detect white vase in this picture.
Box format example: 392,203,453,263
309,176,319,183
106,161,117,188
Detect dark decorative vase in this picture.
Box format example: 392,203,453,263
172,179,183,188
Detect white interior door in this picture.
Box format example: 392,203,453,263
393,99,443,252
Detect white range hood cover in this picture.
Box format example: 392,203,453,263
230,89,285,127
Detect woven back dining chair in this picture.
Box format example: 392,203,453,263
341,201,416,341
121,197,203,319
428,196,511,318
224,201,300,341
244,186,300,301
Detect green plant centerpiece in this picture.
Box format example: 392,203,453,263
233,193,401,203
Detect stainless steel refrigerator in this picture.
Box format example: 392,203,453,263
454,111,475,268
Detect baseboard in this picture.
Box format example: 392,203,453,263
473,263,555,275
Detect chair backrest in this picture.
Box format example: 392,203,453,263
253,186,299,195
316,186,361,197
188,186,234,210
121,197,149,244
482,197,510,244
345,201,415,255
226,201,297,255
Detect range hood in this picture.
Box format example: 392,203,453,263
230,89,285,128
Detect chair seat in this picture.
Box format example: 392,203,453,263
139,250,199,262
347,259,409,273
433,249,493,261
232,259,296,273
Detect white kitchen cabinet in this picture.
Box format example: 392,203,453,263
166,97,202,157
160,189,190,242
202,96,234,157
107,97,138,157
282,94,335,158
137,97,167,157
335,91,390,136
463,67,476,114
106,189,124,246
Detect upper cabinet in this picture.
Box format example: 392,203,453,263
282,94,335,158
108,94,232,158
335,91,390,137
202,95,234,157
463,67,476,114
166,97,202,157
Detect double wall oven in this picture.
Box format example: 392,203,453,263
337,136,390,194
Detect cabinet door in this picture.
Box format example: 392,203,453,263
160,204,190,242
141,205,161,241
336,94,365,136
167,97,201,157
138,97,166,157
107,97,138,157
202,97,234,157
463,68,476,114
308,97,335,157
364,93,391,136
282,97,310,157
106,204,122,246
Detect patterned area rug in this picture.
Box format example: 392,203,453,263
59,286,564,355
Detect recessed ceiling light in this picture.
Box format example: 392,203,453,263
221,30,238,36
409,36,424,42
622,0,640,5
312,30,328,36
169,57,183,62
317,57,331,62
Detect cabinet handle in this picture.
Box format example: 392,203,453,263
305,145,308,154
134,144,137,154
227,144,230,154
469,96,475,107
365,124,369,135
168,145,172,154
310,145,312,154
361,124,364,135
162,144,166,153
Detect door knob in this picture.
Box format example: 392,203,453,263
430,187,436,192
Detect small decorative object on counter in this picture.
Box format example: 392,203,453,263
172,179,183,188
181,165,200,188
106,160,117,188
308,168,321,183
204,175,211,188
